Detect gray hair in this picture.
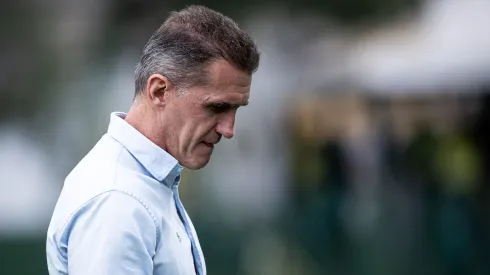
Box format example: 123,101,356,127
134,5,260,96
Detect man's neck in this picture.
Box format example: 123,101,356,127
125,104,168,151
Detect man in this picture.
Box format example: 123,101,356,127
46,5,260,275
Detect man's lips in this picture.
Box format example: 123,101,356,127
202,141,214,148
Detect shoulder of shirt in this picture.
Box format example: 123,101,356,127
62,189,161,238
50,134,167,245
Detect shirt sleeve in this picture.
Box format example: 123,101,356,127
66,191,158,275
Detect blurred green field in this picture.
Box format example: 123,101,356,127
0,237,47,274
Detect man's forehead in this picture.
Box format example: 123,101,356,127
208,60,252,87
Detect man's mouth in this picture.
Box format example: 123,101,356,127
202,141,214,148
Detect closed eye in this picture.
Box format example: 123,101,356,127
206,102,240,113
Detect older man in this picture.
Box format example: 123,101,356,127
46,5,260,275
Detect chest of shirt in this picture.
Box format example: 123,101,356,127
152,197,204,275
153,215,196,275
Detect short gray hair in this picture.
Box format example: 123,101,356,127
134,5,260,95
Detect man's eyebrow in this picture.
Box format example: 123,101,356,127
206,101,249,108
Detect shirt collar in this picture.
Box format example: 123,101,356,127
107,112,183,187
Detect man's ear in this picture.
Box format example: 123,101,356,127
145,74,176,106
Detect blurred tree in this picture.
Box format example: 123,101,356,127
105,0,423,55
287,0,422,24
1,0,423,124
0,2,58,123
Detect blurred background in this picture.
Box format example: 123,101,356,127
1,0,490,274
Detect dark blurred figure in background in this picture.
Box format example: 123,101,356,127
433,131,480,275
469,90,490,273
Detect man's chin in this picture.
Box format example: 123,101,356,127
181,156,211,170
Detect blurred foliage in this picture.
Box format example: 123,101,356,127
275,0,421,24
113,0,422,24
435,135,481,195
0,238,46,274
0,2,59,123
1,0,422,123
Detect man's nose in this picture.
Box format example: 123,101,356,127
216,112,236,139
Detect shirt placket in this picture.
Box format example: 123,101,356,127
173,186,203,275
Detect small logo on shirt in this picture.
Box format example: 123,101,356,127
176,232,182,242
